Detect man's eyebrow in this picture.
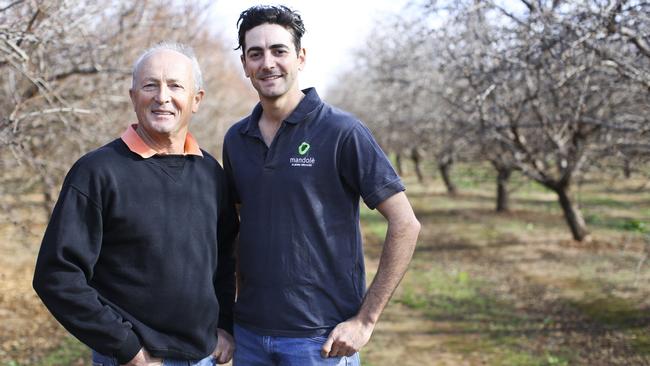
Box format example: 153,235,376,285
246,44,290,54
140,77,183,84
246,46,263,54
139,77,159,84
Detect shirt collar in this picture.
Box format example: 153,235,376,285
239,87,323,135
120,124,203,158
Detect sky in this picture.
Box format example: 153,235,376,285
209,0,412,95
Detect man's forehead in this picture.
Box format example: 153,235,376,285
141,49,190,66
135,50,192,77
245,23,294,48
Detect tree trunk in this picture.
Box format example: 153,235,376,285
495,166,511,212
554,185,590,241
623,158,632,179
438,161,457,195
395,152,404,176
411,147,424,183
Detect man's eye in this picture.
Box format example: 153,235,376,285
143,83,156,89
170,84,183,89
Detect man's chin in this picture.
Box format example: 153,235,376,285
259,90,286,100
146,122,178,135
255,85,287,99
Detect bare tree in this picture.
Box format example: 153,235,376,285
438,0,650,240
327,11,474,194
0,0,255,238
331,0,650,240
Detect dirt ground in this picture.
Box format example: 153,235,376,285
360,180,650,366
364,238,650,366
1,178,650,365
0,194,63,365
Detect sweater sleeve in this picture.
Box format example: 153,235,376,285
33,183,142,363
214,169,239,336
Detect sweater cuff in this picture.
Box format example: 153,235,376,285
218,313,234,336
116,330,141,364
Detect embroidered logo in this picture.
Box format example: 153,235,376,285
290,141,315,167
298,142,310,155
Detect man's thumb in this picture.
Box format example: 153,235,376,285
321,335,334,358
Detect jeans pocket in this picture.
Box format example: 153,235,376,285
305,335,328,344
92,350,118,366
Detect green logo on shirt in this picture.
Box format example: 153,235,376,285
298,142,310,155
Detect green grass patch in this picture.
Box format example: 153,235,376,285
585,214,649,233
570,296,648,329
578,196,633,208
400,265,524,328
442,163,649,236
442,335,571,366
630,329,650,355
29,336,89,366
365,170,649,364
398,265,575,365
621,218,648,233
360,206,387,242
453,165,496,189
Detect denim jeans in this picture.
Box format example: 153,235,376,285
233,323,361,366
91,350,215,366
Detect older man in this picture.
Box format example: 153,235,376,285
33,43,237,366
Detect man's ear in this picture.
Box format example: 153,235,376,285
298,47,306,71
192,90,205,113
241,54,250,77
129,89,136,108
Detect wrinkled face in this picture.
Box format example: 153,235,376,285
130,50,203,136
241,23,305,100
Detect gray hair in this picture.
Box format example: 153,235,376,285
131,42,203,92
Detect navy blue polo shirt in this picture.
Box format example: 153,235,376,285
222,88,405,337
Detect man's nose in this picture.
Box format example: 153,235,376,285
262,53,275,69
155,85,171,103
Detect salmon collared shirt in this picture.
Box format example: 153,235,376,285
120,124,203,158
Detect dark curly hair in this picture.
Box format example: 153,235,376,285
236,5,306,55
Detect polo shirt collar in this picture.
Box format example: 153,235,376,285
239,87,323,136
121,124,203,158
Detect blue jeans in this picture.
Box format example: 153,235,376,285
233,323,361,366
92,350,215,366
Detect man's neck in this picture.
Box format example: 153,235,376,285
135,125,187,155
259,88,305,126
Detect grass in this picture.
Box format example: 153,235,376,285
570,295,649,329
631,329,650,355
359,206,387,241
380,163,650,364
398,265,573,365
585,214,649,233
25,162,650,365
399,266,516,322
6,337,88,366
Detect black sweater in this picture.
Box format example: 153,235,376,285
33,139,238,363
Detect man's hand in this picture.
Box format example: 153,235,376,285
122,348,162,366
320,316,374,358
213,328,235,364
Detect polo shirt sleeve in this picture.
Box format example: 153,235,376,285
32,166,141,363
339,122,405,209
